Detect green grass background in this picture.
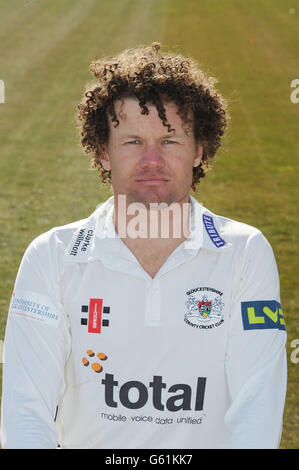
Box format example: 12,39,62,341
0,0,298,448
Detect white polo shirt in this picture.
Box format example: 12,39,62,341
0,195,287,449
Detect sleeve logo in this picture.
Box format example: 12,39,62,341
241,300,286,331
9,290,60,327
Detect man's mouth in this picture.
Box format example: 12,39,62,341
136,176,169,184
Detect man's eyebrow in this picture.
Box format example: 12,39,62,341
118,131,181,140
119,134,143,140
160,132,177,138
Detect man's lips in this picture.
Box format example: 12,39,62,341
135,176,169,182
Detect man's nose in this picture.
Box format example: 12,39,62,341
139,144,165,169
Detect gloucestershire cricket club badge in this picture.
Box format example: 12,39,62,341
185,287,224,329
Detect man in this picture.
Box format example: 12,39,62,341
1,43,287,449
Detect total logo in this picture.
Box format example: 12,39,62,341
81,350,207,411
81,349,108,372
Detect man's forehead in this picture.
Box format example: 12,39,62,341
110,97,193,132
113,96,179,117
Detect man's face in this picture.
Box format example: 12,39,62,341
100,97,203,207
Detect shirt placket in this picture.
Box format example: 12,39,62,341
144,278,161,326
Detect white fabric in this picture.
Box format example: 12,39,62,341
0,195,287,448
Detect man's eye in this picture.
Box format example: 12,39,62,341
127,140,141,144
163,139,176,144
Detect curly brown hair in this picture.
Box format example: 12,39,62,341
77,42,228,192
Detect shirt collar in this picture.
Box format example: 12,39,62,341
65,194,232,278
95,194,231,248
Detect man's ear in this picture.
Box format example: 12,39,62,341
100,150,112,171
193,144,203,168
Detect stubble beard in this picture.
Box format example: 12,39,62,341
112,183,192,241
124,184,188,209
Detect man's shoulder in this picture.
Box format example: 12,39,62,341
214,211,261,239
18,218,91,275
28,197,113,254
29,216,91,251
24,207,104,267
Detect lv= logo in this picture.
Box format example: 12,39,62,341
241,300,286,331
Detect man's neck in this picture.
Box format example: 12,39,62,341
112,194,192,277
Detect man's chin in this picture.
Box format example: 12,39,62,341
126,190,178,208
